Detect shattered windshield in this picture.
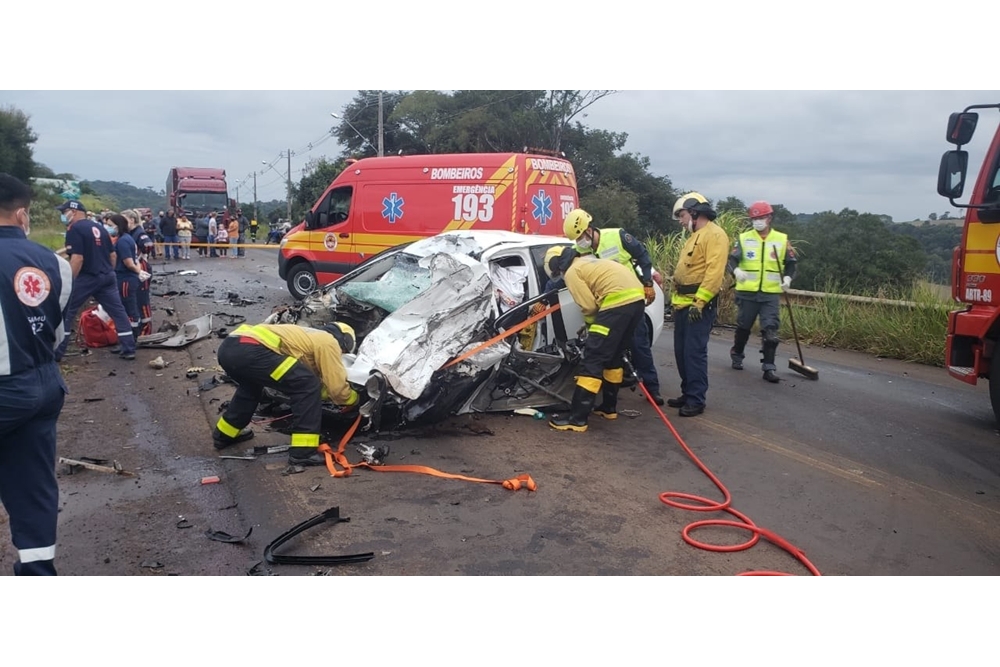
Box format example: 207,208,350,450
338,254,432,313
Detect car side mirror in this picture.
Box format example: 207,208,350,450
305,210,316,228
937,150,968,200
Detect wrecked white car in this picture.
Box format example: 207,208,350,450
266,230,664,433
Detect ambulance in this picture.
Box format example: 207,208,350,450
277,152,579,299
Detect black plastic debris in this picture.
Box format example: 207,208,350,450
140,561,164,569
263,507,374,566
176,518,193,529
205,526,253,544
83,397,104,403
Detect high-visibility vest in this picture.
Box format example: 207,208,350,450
735,229,788,294
593,228,632,266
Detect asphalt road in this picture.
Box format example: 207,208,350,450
3,248,998,576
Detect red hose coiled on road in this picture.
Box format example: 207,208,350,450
636,383,822,576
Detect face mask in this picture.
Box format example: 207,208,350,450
575,233,592,251
18,209,31,236
105,224,117,236
752,219,768,232
60,213,69,225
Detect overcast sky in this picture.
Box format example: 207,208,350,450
2,90,997,223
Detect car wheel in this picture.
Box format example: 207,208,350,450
287,263,318,300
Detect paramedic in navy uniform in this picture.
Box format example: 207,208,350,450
0,173,73,575
52,198,137,361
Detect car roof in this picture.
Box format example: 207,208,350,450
405,230,569,258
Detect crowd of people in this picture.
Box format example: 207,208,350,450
133,208,254,260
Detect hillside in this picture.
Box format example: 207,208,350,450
83,180,166,211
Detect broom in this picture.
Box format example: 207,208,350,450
783,291,819,380
779,255,819,380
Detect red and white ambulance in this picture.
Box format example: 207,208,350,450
278,152,579,299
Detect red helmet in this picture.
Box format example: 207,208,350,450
748,201,773,218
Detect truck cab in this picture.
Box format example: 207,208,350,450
937,104,1000,423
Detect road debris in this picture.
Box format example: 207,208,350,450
83,397,104,403
281,465,306,476
219,455,256,461
177,270,198,276
176,518,193,529
248,444,290,456
148,356,168,369
205,526,253,544
356,443,390,465
140,561,164,570
200,476,221,485
262,507,375,566
59,456,136,477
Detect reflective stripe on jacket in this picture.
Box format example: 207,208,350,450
230,323,353,404
564,255,645,319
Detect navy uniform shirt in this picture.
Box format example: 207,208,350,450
114,233,138,275
130,226,153,256
0,226,73,376
65,219,114,277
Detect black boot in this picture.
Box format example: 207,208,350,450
593,383,620,420
550,385,597,432
763,370,780,383
213,426,255,450
288,447,327,466
731,327,750,370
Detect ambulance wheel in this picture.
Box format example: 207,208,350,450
287,264,318,300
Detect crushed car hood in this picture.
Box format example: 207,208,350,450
346,251,493,400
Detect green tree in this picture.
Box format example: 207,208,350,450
929,212,937,221
579,181,640,230
717,196,747,216
791,209,926,293
0,105,38,181
291,158,348,220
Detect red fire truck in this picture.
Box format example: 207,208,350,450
937,103,1000,423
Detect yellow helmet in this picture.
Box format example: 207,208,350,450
672,192,711,220
544,245,565,280
563,208,592,241
324,321,356,354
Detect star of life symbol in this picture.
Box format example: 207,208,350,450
531,190,553,226
382,193,404,223
14,267,51,307
746,250,756,259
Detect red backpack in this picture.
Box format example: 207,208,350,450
78,306,119,348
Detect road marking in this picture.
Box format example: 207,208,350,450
699,418,882,488
698,416,1000,527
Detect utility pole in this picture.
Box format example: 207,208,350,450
253,172,258,222
286,149,293,222
378,91,384,157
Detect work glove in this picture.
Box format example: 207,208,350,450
782,276,792,292
529,302,546,318
138,270,151,282
687,301,704,322
733,268,750,283
338,388,360,410
643,283,656,306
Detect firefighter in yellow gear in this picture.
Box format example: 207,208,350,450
213,322,359,466
543,245,646,432
666,192,730,416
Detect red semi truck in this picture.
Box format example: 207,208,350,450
936,103,1000,423
166,167,234,222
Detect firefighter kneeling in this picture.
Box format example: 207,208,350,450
544,245,645,433
213,321,359,466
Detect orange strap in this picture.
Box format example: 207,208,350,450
443,302,561,369
318,416,536,492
